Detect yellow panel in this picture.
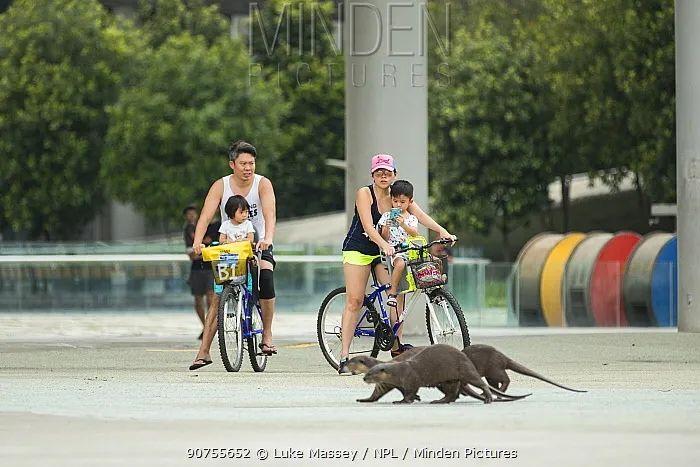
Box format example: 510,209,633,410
201,242,254,284
201,241,253,262
540,233,587,326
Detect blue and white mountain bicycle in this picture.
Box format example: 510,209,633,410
317,237,469,370
202,242,267,372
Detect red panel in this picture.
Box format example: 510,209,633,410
589,233,642,326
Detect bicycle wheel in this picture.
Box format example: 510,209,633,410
247,303,268,372
218,284,244,372
317,287,379,370
425,288,470,349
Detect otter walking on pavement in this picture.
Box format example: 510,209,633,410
362,345,494,404
348,352,528,403
464,344,587,393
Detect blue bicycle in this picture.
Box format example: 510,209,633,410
317,238,469,370
202,242,267,372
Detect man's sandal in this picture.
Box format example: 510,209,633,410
189,358,212,371
259,343,278,356
387,294,398,308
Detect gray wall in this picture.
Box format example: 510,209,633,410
345,1,428,224
676,0,700,332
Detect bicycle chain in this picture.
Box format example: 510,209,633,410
374,321,395,351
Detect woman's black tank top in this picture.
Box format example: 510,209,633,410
342,185,382,255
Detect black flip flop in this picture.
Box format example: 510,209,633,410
188,358,212,370
259,343,277,356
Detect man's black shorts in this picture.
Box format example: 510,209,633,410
259,246,276,268
188,269,214,296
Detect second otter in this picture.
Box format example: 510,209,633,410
363,344,494,404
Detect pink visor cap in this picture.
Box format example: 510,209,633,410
371,154,395,173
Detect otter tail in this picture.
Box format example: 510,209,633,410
490,385,531,401
507,360,587,393
461,385,530,401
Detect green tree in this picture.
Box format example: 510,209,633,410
249,0,345,218
533,0,675,228
430,10,551,260
135,0,229,47
102,33,284,225
596,0,675,205
0,0,133,239
532,0,631,231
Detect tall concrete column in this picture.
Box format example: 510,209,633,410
344,0,428,222
676,0,700,332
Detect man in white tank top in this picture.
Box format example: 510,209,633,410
189,141,278,370
220,173,266,241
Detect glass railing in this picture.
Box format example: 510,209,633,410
0,241,339,255
0,246,677,327
0,250,507,323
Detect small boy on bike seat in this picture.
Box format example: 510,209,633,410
378,180,419,308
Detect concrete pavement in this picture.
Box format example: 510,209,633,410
1,313,699,466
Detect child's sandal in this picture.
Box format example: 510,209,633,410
387,294,398,308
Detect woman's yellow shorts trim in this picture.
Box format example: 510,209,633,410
342,251,379,266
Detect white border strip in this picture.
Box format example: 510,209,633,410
0,254,343,264
0,254,189,263
0,255,491,265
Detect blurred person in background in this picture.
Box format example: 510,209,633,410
183,205,216,340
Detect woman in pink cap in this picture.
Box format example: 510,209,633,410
337,154,454,374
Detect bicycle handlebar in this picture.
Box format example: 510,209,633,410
392,237,458,255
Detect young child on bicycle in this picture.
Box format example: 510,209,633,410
219,195,256,244
378,180,419,308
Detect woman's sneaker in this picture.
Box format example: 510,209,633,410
338,357,351,375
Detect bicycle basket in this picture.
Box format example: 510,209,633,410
201,242,253,284
409,256,447,289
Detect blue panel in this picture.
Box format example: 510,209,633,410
650,236,678,326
